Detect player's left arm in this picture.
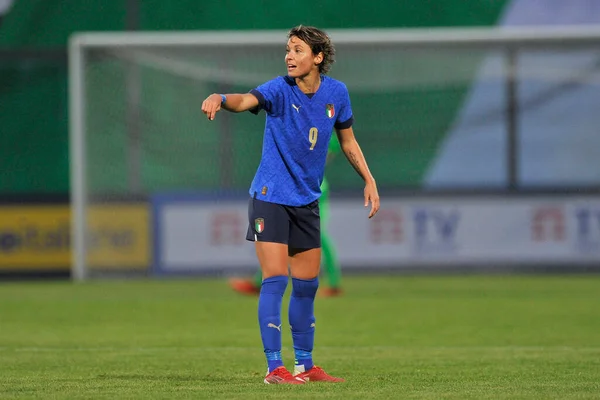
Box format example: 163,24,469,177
335,127,380,218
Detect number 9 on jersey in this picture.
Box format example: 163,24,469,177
309,127,318,150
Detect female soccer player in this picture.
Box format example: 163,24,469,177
201,25,380,385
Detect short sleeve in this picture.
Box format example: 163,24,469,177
248,77,283,115
334,83,354,130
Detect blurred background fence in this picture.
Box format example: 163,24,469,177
2,0,600,278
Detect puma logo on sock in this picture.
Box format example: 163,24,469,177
267,323,282,331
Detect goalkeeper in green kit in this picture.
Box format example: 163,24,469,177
229,135,343,297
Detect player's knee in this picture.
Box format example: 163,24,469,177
261,275,288,295
291,277,319,298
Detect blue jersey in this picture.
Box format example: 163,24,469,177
249,75,353,206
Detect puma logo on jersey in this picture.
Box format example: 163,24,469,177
292,104,301,113
310,323,316,328
267,323,282,331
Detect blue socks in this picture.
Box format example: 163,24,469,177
258,275,319,372
289,277,319,371
258,275,288,372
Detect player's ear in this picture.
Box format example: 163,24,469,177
314,52,324,67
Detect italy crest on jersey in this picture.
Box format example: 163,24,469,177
255,218,265,233
326,103,335,119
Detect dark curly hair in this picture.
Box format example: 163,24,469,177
287,25,336,74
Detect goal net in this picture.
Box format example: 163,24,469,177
69,27,600,280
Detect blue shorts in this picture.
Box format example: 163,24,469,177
246,196,321,249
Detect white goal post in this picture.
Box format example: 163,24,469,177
69,26,600,281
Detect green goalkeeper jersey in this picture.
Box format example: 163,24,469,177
321,135,341,193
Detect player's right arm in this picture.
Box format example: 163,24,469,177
201,93,259,121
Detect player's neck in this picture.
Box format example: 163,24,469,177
295,73,321,95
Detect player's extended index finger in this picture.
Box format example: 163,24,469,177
209,103,221,121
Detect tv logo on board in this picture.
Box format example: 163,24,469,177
412,208,459,254
574,208,600,253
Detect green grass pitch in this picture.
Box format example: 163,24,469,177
1,275,599,399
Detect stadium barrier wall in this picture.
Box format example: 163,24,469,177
5,193,598,276
151,192,600,275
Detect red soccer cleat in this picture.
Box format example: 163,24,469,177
294,365,345,382
320,287,343,297
264,366,306,384
229,278,260,296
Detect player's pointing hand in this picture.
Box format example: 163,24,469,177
201,93,223,121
